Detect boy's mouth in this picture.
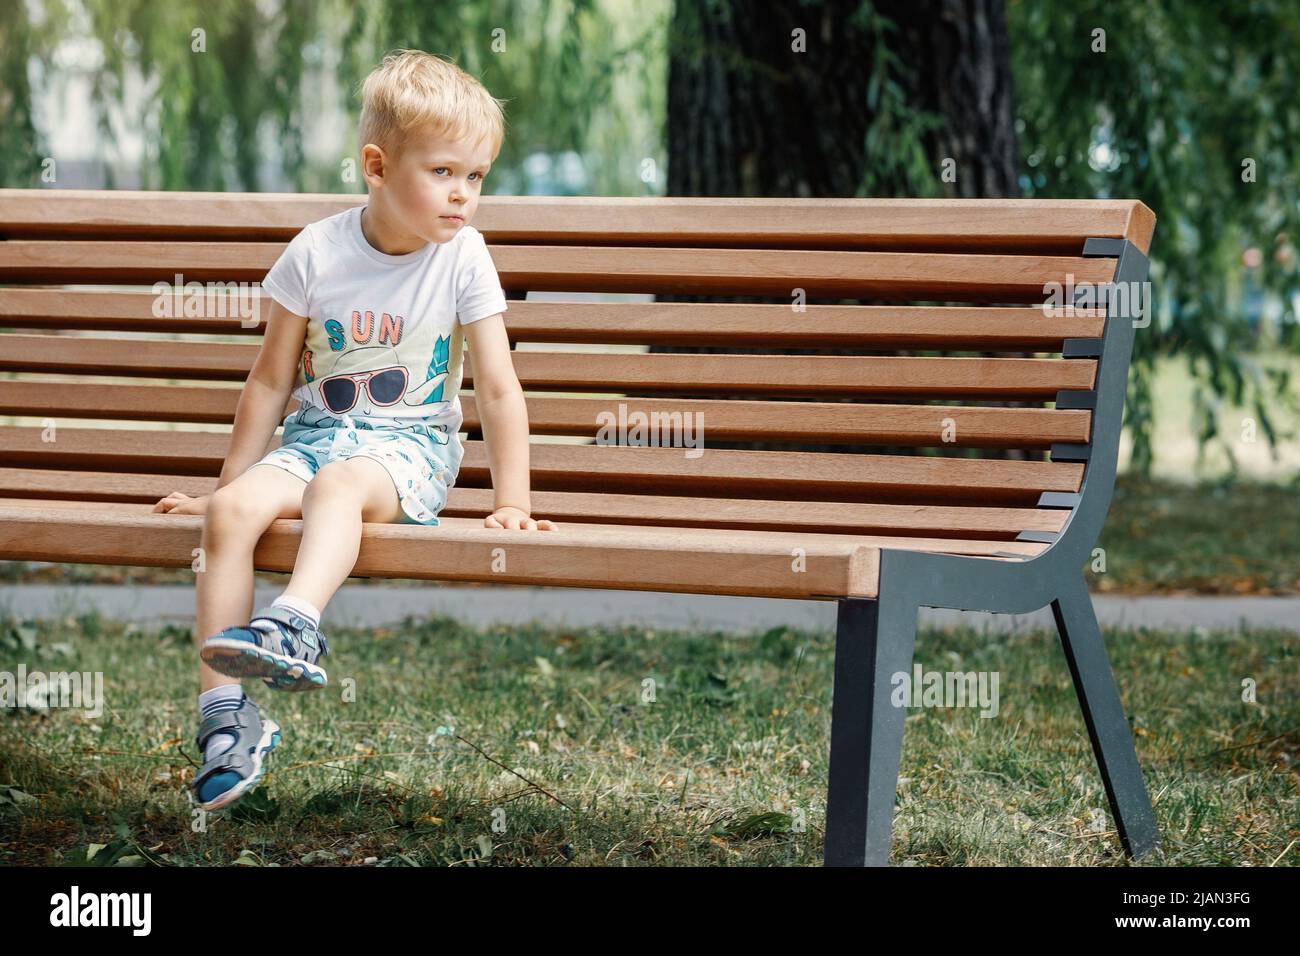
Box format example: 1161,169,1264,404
440,215,464,224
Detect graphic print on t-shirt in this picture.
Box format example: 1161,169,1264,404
260,209,508,441
298,306,456,439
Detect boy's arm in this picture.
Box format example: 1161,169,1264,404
216,298,309,489
462,313,558,531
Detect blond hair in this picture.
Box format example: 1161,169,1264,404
358,49,506,160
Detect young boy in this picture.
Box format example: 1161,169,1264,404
151,50,557,811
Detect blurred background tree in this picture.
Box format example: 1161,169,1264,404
656,0,1027,461
1010,0,1300,474
0,0,1296,475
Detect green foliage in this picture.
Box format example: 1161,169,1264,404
1009,0,1300,473
0,0,71,181
78,0,328,190
1,0,667,195
338,0,669,195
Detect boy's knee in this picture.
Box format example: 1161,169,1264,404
206,485,271,534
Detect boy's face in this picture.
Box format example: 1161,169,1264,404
366,125,493,245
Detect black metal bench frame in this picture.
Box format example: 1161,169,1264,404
824,238,1159,866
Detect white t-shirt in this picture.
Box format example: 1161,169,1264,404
259,204,508,436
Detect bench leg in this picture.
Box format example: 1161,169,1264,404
1051,576,1161,860
824,595,918,866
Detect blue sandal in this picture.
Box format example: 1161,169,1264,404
200,604,331,692
192,694,281,811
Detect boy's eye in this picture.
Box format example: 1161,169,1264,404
430,167,484,181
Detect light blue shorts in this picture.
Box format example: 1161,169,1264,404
250,405,462,526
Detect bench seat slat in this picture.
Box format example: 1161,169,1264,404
0,476,1070,538
0,503,1048,600
0,426,1084,503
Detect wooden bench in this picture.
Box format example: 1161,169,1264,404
0,189,1158,866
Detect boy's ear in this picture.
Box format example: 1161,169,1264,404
360,143,388,186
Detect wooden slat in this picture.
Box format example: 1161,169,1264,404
479,396,1092,446
0,333,258,378
0,289,270,333
0,241,277,282
0,426,1084,503
0,190,365,240
0,504,881,599
0,241,1118,299
0,190,1155,254
0,472,1070,538
479,301,1110,348
0,381,1091,447
0,468,217,501
466,353,1097,399
0,291,1108,346
0,503,1047,599
0,380,268,424
488,247,1120,300
0,334,1096,398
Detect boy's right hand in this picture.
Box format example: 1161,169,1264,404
153,492,210,515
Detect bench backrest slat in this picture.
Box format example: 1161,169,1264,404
0,332,1097,397
0,425,1084,504
0,291,1107,346
0,190,1154,254
0,240,1118,301
0,380,1092,446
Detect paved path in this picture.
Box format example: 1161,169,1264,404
1,584,1295,634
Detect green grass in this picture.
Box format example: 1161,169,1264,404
1094,475,1300,594
0,611,1294,866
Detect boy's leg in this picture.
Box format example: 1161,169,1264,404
195,463,309,693
279,456,404,611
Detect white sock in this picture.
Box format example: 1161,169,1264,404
198,684,244,762
270,594,321,629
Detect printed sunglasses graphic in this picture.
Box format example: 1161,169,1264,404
319,365,409,413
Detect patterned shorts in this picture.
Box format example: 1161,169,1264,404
250,406,462,526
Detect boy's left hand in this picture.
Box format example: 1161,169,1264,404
485,506,559,531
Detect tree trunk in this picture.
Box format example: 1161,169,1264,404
655,0,1033,460
875,0,1020,199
